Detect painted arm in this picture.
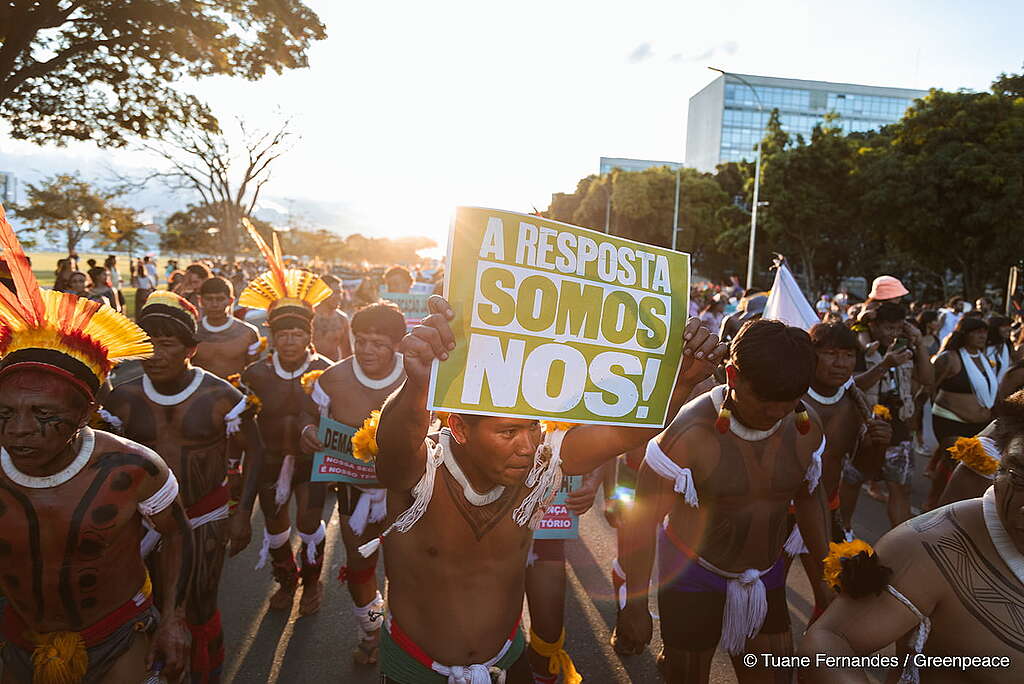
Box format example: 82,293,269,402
228,415,264,556
140,460,192,681
614,446,680,654
792,436,832,609
338,312,353,359
798,524,937,683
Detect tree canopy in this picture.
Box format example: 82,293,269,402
0,1,325,146
14,173,133,254
544,66,1024,299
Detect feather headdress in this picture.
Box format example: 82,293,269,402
0,203,152,397
237,218,331,320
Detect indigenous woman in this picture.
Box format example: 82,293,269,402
927,317,997,508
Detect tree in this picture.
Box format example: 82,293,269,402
758,115,859,292
0,1,325,147
15,173,112,254
132,117,295,259
855,83,1024,297
97,204,148,257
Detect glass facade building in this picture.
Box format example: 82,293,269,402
599,156,681,175
685,73,926,172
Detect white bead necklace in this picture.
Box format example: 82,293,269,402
353,353,404,390
1,428,96,489
440,429,505,506
711,385,784,442
201,316,234,333
143,368,205,406
272,352,311,380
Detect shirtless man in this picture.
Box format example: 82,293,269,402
105,291,264,684
0,212,191,683
312,274,352,362
616,319,832,683
799,389,1024,683
193,276,261,379
373,296,727,683
299,301,406,663
242,295,332,615
793,323,891,612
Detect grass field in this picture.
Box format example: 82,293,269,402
28,251,143,318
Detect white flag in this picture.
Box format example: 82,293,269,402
763,263,820,331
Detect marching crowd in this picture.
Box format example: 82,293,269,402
0,201,1021,684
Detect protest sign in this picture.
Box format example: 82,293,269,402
534,475,583,540
428,207,690,427
380,289,431,327
310,415,379,485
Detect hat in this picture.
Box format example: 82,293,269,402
868,276,908,301
237,219,331,334
0,204,152,398
736,293,768,322
138,290,199,341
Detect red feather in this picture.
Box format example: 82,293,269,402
0,202,45,325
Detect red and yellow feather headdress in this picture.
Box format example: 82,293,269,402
237,218,331,317
0,203,152,397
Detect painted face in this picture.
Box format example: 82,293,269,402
142,335,196,384
273,328,311,365
994,437,1024,553
199,292,232,319
814,346,857,390
730,369,802,430
0,369,89,474
456,416,541,487
354,331,397,377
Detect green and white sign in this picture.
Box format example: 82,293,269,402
427,207,690,427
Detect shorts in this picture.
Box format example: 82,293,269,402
656,527,789,652
843,441,914,486
1,605,158,684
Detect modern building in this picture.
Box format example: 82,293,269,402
599,156,681,175
684,73,927,172
0,171,16,205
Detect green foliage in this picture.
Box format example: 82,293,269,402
543,69,1024,297
14,173,114,253
0,1,325,146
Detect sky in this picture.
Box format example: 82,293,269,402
1,0,1021,248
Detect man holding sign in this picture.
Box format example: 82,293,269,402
363,210,722,684
299,301,408,665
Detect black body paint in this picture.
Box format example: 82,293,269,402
0,479,44,620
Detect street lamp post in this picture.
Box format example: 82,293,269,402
709,67,764,290
671,167,681,251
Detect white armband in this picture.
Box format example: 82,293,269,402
138,470,179,517
224,396,248,436
310,379,331,417
805,436,826,493
644,439,699,508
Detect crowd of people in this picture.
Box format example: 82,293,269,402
1,200,1022,684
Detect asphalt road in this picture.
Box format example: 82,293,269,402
219,451,933,683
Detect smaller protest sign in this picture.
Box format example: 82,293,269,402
533,475,583,540
380,289,431,327
310,415,380,485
